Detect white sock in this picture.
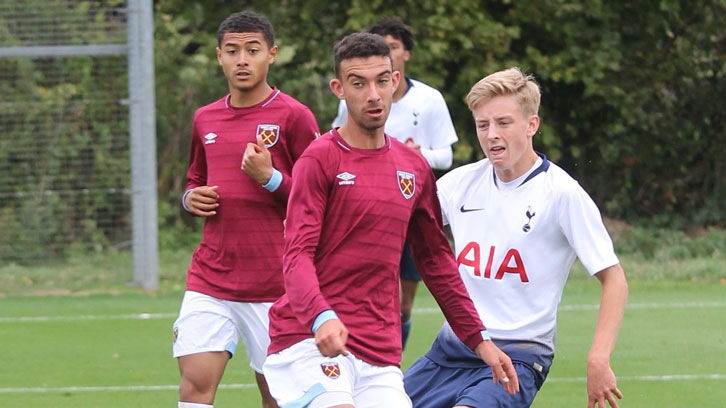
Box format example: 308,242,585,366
178,402,213,408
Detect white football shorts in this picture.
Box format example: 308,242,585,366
263,338,411,408
172,291,272,373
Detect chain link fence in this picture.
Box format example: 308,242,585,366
0,0,157,288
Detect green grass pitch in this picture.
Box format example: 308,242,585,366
1,279,725,407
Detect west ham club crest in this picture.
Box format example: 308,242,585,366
256,124,280,148
321,362,340,379
397,170,415,200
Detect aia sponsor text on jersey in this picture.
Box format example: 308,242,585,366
456,243,529,283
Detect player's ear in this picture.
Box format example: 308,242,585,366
216,47,222,65
526,114,540,138
391,70,401,94
330,78,344,100
268,45,278,64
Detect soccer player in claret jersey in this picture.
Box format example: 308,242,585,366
262,32,518,408
331,17,459,350
172,11,319,408
403,67,629,408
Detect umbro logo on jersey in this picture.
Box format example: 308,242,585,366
257,124,280,148
460,205,484,213
522,206,536,232
204,132,217,144
336,172,356,185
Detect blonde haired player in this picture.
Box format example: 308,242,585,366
404,67,628,408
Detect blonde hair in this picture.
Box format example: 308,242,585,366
466,67,541,117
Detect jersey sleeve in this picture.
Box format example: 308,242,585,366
331,100,348,128
435,174,453,226
407,168,485,350
281,153,334,331
185,114,207,192
270,107,320,202
558,182,619,275
424,91,458,149
421,145,454,170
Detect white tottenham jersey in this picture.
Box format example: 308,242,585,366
332,78,457,166
437,154,619,349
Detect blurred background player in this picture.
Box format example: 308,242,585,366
172,11,319,408
262,32,518,408
404,67,628,408
331,16,459,350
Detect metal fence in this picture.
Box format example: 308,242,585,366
0,0,158,289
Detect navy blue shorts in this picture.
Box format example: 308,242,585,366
404,356,540,408
400,243,422,282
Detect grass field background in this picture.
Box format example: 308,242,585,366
1,226,724,407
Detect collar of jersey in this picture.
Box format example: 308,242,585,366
331,127,392,155
492,152,550,188
224,87,280,112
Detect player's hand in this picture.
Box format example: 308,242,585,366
242,135,273,184
404,138,421,151
315,319,349,358
184,186,219,217
587,358,622,408
474,340,519,395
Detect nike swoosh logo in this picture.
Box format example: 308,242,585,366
460,205,484,213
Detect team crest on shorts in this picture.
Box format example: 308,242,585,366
172,327,178,343
256,124,280,148
321,362,340,379
397,170,415,200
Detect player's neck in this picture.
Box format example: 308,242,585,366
338,123,386,149
393,74,408,102
494,150,539,182
228,82,273,108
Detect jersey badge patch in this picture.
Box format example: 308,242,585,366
321,362,340,379
336,172,356,185
522,206,536,232
256,124,280,148
172,326,178,343
397,170,415,199
203,132,217,145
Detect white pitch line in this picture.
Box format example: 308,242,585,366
2,374,725,393
1,301,725,323
0,313,177,323
0,383,256,394
547,374,726,383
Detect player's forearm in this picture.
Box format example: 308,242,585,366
283,251,331,329
420,146,453,170
589,264,628,362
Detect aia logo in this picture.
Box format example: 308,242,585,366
321,362,340,379
456,243,529,282
522,206,536,233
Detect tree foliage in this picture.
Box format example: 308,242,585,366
154,0,725,229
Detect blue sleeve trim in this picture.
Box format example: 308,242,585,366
282,383,326,408
263,168,283,192
312,310,339,333
182,189,194,212
481,330,491,341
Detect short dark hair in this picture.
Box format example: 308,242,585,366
333,32,391,78
217,11,274,47
368,16,415,51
